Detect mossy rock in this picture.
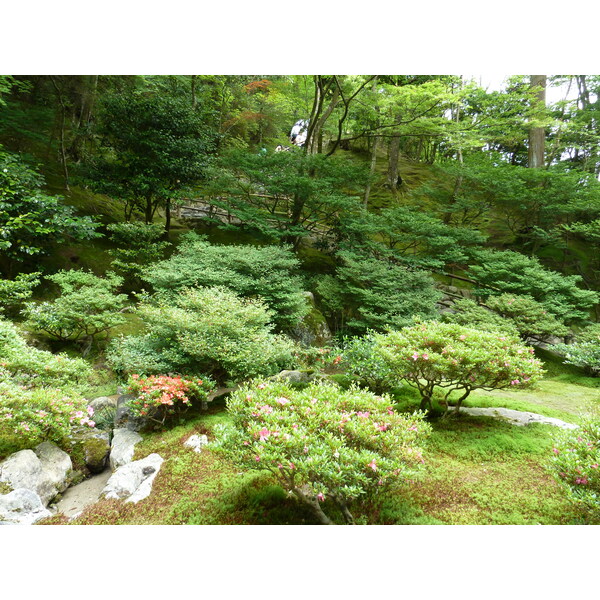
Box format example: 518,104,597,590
290,293,333,347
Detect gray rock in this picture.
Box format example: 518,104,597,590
102,453,163,503
0,489,52,525
109,428,143,471
457,406,578,429
184,434,209,453
290,293,332,347
114,394,148,431
0,442,72,507
273,370,315,384
33,442,72,499
88,396,118,413
69,428,111,474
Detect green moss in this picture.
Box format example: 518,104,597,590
0,481,14,495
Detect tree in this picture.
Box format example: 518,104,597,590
374,321,545,413
142,233,308,330
212,379,430,524
468,249,598,325
445,294,570,342
0,150,99,273
205,150,368,249
528,75,547,169
86,91,218,228
314,251,441,336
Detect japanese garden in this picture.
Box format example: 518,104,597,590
1,74,599,526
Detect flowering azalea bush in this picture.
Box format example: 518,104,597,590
554,340,600,377
126,374,215,427
550,415,600,523
0,381,95,455
373,321,545,413
211,380,431,524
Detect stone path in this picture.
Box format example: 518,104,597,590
457,406,578,429
54,468,112,519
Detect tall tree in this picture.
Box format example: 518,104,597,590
528,75,547,168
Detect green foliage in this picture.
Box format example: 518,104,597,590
445,294,569,340
0,318,91,387
341,332,394,394
85,91,218,221
443,298,520,337
0,381,95,456
108,286,298,383
125,374,215,427
211,379,431,524
554,340,600,376
107,222,170,286
485,294,570,340
23,270,128,342
0,151,100,265
550,414,600,522
0,271,40,315
204,150,368,247
374,321,545,412
143,233,308,330
469,248,598,325
315,252,441,336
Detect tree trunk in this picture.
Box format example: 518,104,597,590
364,135,379,208
387,134,401,194
165,197,171,232
528,75,546,168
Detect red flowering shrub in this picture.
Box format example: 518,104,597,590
126,374,214,427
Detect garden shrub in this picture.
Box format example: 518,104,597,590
0,318,91,387
142,233,308,330
341,332,394,394
23,270,128,342
550,415,600,523
0,272,40,315
108,286,298,383
0,381,95,457
107,222,170,288
125,374,215,427
211,379,431,524
374,321,545,413
554,340,600,376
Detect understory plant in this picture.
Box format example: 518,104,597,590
374,321,545,413
341,332,394,394
211,380,430,524
0,381,96,456
126,374,214,427
550,415,600,523
0,318,91,387
554,340,600,376
23,270,128,344
108,286,298,383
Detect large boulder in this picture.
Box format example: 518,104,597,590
0,489,52,525
109,428,143,471
290,292,332,347
69,427,111,474
114,394,149,431
272,370,315,384
88,396,118,413
0,442,72,506
102,453,163,503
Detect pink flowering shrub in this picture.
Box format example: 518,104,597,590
550,415,600,523
0,381,95,456
374,321,545,413
211,380,430,524
126,374,215,427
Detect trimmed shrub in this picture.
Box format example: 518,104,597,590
211,379,431,524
